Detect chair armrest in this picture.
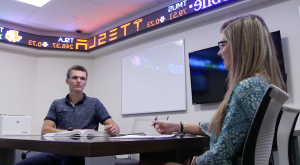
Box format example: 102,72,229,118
282,106,300,113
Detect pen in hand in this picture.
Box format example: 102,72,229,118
153,116,157,128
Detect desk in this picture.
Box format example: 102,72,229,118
0,135,210,165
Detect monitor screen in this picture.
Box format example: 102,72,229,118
271,31,287,84
189,31,286,104
189,46,227,104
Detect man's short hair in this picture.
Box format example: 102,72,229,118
66,65,88,79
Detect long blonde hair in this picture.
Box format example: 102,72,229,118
209,15,286,138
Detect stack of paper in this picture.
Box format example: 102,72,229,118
109,134,176,139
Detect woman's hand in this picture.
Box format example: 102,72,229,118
151,121,180,134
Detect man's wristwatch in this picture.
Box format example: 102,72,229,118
68,127,73,131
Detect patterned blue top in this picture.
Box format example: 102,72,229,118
196,75,269,165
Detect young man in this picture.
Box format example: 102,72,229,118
15,65,120,165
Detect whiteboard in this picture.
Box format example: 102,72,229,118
121,40,186,115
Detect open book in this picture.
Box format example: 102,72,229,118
43,130,109,137
43,136,107,142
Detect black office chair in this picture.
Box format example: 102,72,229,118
21,150,31,160
242,84,289,165
115,156,139,165
272,106,300,165
269,109,283,165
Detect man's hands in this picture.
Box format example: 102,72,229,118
103,118,120,136
104,124,118,136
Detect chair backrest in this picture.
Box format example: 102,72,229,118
276,106,300,165
242,84,289,165
132,116,168,136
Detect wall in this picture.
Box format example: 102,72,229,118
94,0,300,133
0,49,37,118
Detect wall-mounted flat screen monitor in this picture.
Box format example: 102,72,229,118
189,46,227,104
272,31,287,84
189,31,286,104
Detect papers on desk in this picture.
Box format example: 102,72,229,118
109,134,176,139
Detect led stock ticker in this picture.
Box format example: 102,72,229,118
87,0,241,51
0,0,241,51
0,26,88,51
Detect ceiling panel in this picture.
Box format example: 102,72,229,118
86,0,118,6
0,17,56,32
18,20,58,31
0,0,39,21
63,19,100,33
107,0,159,16
26,9,77,30
43,0,102,19
82,7,128,26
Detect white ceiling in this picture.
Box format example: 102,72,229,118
0,0,174,35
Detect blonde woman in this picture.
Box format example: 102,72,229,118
152,15,286,165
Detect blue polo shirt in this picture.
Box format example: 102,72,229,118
44,93,111,130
